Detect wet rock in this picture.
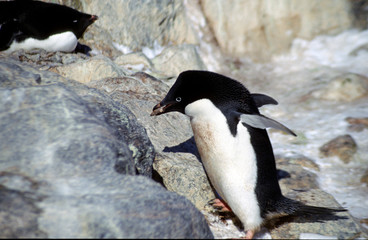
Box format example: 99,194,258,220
311,73,368,102
361,169,368,185
319,135,358,163
346,117,368,132
268,189,365,239
0,58,213,238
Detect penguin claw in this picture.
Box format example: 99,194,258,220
208,198,232,212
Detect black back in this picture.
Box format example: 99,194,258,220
0,0,96,50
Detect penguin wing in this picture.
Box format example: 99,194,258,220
251,93,278,108
239,113,297,136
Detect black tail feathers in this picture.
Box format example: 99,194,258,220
276,197,347,222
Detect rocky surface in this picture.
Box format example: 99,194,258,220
1,0,368,239
0,58,213,238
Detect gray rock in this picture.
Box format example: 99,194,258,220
319,134,358,163
276,155,320,192
80,0,198,52
0,58,213,238
0,174,214,239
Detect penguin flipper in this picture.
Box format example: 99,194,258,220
251,93,278,108
239,113,297,136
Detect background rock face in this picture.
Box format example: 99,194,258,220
80,0,198,54
200,0,353,61
58,0,357,62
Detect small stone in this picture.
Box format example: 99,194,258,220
319,135,357,163
346,117,368,132
361,169,368,185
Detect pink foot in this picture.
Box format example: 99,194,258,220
245,230,255,239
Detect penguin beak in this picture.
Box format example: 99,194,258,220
90,15,98,22
150,102,173,116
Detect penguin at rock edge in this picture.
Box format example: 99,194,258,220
151,70,346,239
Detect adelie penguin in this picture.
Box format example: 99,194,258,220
151,70,346,239
0,0,98,54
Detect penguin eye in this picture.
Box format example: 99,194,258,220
73,19,78,23
175,97,182,102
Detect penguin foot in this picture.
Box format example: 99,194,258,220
245,229,255,239
208,198,232,212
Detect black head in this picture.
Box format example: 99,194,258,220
15,0,98,39
151,70,259,116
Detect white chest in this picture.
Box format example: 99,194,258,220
185,99,258,199
5,31,78,53
185,98,263,229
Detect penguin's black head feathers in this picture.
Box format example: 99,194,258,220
151,70,259,116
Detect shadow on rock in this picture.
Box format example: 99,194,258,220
163,136,201,160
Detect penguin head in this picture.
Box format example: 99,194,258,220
151,70,258,116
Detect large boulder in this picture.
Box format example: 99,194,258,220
0,58,213,239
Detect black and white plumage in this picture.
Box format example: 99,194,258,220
0,0,98,53
151,70,346,238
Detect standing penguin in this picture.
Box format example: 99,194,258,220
0,0,98,53
151,70,345,239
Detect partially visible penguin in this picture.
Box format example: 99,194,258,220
0,0,98,54
151,70,346,239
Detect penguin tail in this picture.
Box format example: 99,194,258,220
277,197,347,222
295,203,346,217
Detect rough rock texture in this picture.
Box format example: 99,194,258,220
152,44,207,77
269,189,362,239
200,0,353,61
81,0,198,52
319,134,358,163
0,58,213,239
276,155,320,193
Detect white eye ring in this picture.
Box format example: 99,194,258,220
176,97,182,102
73,20,78,23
